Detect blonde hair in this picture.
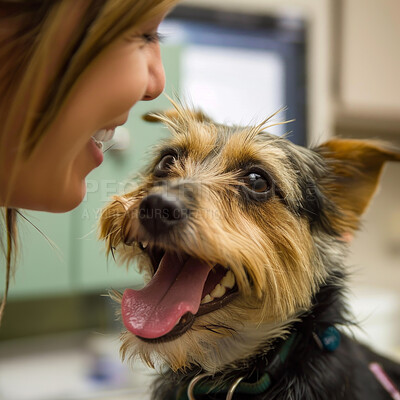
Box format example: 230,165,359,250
0,0,179,322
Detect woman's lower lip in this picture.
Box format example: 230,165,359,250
89,138,104,167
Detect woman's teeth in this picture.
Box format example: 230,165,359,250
92,128,115,149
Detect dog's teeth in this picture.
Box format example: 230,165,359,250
201,294,213,304
210,284,226,299
221,270,235,289
138,241,149,250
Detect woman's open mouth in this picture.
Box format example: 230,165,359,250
121,244,238,343
88,128,116,166
91,128,116,149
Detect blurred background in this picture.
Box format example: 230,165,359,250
1,0,399,398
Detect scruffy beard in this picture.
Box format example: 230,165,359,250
118,295,300,374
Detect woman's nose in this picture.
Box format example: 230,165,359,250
142,46,166,101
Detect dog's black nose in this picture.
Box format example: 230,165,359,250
139,193,188,235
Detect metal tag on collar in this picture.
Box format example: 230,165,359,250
187,373,244,400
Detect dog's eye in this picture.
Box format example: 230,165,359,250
241,168,275,201
244,172,269,193
154,153,177,177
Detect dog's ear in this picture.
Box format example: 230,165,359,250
142,109,211,124
316,138,400,233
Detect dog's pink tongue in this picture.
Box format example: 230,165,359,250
122,252,212,339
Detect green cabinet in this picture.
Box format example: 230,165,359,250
5,212,72,298
2,44,182,300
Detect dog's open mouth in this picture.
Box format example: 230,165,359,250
121,245,238,343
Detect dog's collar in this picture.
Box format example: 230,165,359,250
176,326,341,400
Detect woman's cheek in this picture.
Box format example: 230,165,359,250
100,63,148,117
84,50,149,125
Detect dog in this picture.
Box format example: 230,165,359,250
99,103,400,399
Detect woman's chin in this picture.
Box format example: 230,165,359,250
32,179,87,213
50,181,87,213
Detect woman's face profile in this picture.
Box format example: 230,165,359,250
3,13,166,212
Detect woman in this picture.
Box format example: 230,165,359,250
0,0,179,321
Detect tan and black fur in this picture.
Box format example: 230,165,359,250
100,103,400,399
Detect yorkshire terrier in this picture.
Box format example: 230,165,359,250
99,104,400,399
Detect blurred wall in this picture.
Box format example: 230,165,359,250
182,0,335,144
